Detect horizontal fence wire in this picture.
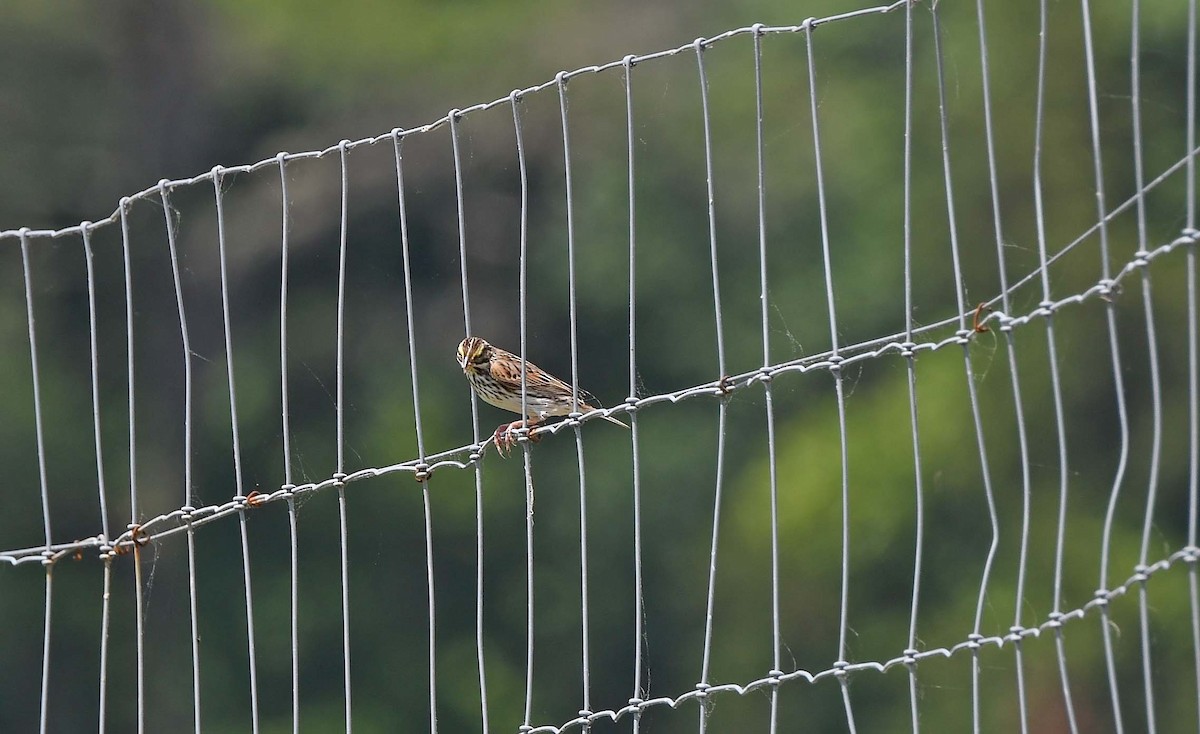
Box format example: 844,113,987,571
515,543,1200,734
1,224,1192,567
0,4,907,248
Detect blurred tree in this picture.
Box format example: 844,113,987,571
0,0,1196,732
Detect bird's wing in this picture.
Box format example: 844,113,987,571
497,354,606,410
524,363,576,397
576,386,605,410
539,371,604,410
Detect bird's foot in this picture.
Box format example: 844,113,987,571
493,420,539,458
494,422,518,455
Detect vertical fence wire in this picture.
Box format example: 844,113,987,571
1129,2,1163,731
900,5,925,731
1188,0,1200,727
511,85,535,729
213,168,261,734
556,74,594,724
520,439,536,731
419,342,440,734
82,222,114,734
929,8,1000,733
20,229,54,734
160,184,204,734
751,24,783,734
622,55,647,734
1031,1,1081,729
394,138,427,501
334,140,355,734
118,201,147,734
419,466,438,730
1079,1,1130,730
510,92,540,732
393,135,437,734
98,550,111,733
40,565,53,734
450,108,487,734
396,127,465,734
693,37,730,734
468,131,490,734
972,1,1033,729
803,22,858,734
276,152,302,734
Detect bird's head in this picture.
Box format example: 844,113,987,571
457,336,492,373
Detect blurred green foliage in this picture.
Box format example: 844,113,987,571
1,0,1198,732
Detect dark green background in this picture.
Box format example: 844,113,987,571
1,0,1197,731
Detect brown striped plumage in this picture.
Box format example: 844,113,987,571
456,336,627,455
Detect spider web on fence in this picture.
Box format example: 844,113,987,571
2,0,1199,732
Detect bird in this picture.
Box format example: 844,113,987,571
456,336,628,456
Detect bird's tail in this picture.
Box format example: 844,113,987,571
582,402,630,429
579,392,630,429
601,413,630,429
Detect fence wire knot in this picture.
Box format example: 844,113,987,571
971,302,992,333
717,374,733,394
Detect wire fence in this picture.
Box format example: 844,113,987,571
2,0,1198,732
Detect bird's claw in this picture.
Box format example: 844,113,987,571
493,420,539,458
494,424,514,458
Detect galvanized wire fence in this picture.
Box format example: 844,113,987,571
2,0,1199,732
